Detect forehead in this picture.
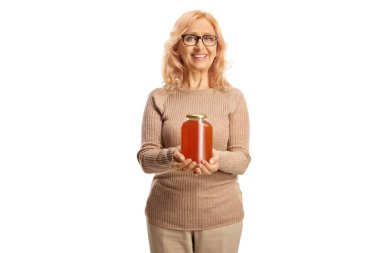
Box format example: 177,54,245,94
186,18,215,35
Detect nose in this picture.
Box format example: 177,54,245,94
194,39,206,50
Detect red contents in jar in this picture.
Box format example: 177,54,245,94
181,114,213,164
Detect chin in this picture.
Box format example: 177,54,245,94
189,64,212,72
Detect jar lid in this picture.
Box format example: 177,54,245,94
186,114,207,119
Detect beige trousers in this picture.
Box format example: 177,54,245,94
147,221,243,253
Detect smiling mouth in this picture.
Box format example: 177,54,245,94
192,54,208,59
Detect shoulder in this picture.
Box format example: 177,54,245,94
221,87,246,100
146,87,172,113
148,87,166,96
147,87,171,99
220,87,248,112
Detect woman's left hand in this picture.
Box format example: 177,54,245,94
194,149,219,175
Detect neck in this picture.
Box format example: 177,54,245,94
182,70,210,90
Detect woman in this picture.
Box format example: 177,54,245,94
137,10,251,253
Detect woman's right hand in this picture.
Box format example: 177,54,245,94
171,146,198,173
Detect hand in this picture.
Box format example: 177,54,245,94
171,146,198,173
194,149,219,175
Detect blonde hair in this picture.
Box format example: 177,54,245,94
162,10,230,91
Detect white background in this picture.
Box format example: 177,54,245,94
1,0,379,252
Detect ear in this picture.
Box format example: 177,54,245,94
173,41,181,52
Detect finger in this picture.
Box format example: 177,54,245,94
211,149,219,160
198,164,212,175
201,160,218,173
182,161,197,172
173,159,191,170
201,160,211,167
193,167,202,175
173,151,185,162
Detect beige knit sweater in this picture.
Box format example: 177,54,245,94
137,87,251,230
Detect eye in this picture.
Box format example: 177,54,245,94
203,35,216,43
184,35,197,43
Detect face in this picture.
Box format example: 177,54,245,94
177,18,217,73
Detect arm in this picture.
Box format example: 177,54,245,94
217,89,251,175
136,90,175,174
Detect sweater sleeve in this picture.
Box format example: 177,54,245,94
136,89,175,174
217,89,251,175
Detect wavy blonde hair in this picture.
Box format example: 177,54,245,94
162,10,230,91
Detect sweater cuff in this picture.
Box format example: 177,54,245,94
216,150,251,175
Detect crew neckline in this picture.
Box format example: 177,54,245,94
176,88,215,94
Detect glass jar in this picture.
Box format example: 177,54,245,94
181,114,213,164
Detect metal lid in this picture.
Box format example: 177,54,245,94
186,114,207,119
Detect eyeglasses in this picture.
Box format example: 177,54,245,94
181,34,218,46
